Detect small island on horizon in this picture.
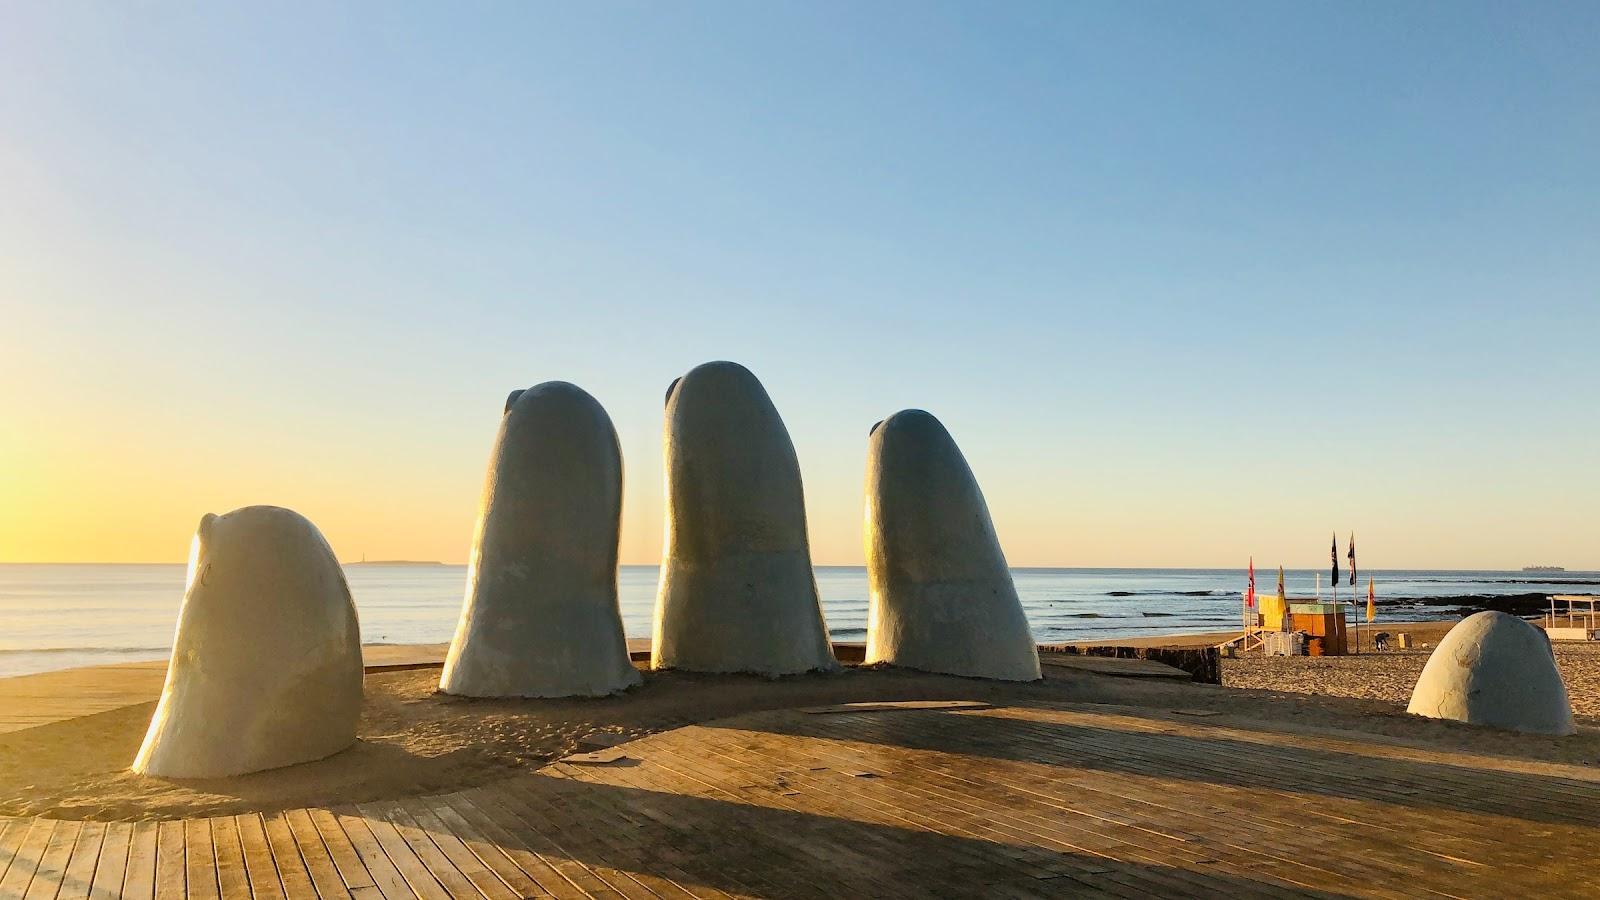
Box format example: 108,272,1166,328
344,559,447,567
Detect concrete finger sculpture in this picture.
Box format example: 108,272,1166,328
653,361,836,674
440,382,641,698
133,506,363,778
1407,610,1573,735
864,410,1040,681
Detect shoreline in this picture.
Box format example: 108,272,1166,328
0,619,1464,736
1,617,1458,684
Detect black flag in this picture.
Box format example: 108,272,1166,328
1347,532,1357,586
1331,533,1339,588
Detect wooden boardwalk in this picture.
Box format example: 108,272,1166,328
3,701,1598,898
0,647,454,734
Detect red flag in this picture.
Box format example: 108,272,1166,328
1247,557,1256,609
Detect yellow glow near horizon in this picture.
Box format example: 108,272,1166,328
5,416,1596,571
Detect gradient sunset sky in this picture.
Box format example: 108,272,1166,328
3,3,1597,569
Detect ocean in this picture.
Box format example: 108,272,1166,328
1,564,1593,679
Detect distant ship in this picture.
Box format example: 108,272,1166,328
1522,565,1566,573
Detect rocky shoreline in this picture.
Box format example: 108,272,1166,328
1376,592,1588,617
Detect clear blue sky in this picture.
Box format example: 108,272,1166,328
3,2,1597,568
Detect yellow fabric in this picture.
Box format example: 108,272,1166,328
1260,592,1289,631
1366,577,1376,623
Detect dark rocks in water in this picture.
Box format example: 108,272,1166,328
1375,593,1567,617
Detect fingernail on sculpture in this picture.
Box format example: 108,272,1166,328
1407,610,1573,735
864,410,1040,681
653,361,836,674
133,506,363,778
440,382,642,697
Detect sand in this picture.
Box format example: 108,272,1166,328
1226,619,1600,722
5,620,1598,822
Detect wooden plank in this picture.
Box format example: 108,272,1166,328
120,821,157,900
153,821,185,900
423,797,548,900
619,734,933,892
768,719,1270,898
58,820,106,900
531,774,732,900
0,820,28,885
260,812,317,900
465,788,625,899
349,805,448,900
182,819,218,900
370,801,483,899
789,710,1321,895
0,819,57,900
490,781,649,900
22,818,79,900
556,762,759,900
392,799,515,900
88,822,132,900
235,815,286,900
597,747,860,900
594,758,796,900
659,733,1046,889
283,808,353,900
798,700,993,714
435,793,585,900
0,819,56,896
326,809,420,900
1036,654,1191,679
207,818,250,900
305,810,379,895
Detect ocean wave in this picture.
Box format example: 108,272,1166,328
1104,590,1231,598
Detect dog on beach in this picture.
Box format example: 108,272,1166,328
1373,632,1390,651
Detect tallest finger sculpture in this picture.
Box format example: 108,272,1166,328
652,361,836,674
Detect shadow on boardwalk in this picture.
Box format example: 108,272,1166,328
440,775,1356,899
702,702,1600,830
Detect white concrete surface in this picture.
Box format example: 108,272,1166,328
440,382,641,698
132,506,364,777
652,361,836,675
864,410,1040,681
1407,610,1574,735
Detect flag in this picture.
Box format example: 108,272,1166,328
1331,533,1339,588
1366,576,1376,623
1347,532,1357,586
1247,557,1256,609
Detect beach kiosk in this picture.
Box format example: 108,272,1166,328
1241,595,1349,656
1287,603,1347,656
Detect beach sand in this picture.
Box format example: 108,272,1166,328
4,619,1597,821
1224,619,1600,720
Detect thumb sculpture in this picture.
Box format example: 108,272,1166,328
440,382,641,698
133,506,363,778
864,410,1040,681
653,361,837,674
1407,610,1573,735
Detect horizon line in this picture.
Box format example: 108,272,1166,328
0,561,1591,574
